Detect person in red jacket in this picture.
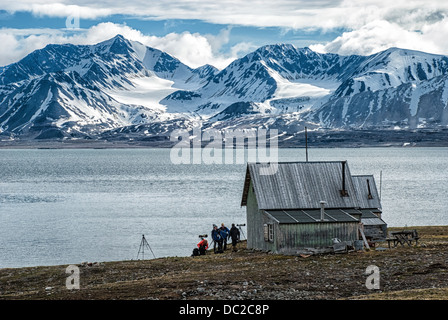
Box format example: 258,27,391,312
197,238,209,255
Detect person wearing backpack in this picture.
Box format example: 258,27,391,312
197,237,208,255
219,223,230,251
211,224,223,253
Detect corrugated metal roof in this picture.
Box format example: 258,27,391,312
265,209,359,224
351,175,382,209
362,217,387,226
358,209,387,226
359,209,382,219
242,161,359,210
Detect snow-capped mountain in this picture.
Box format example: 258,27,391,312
0,35,208,138
310,48,448,128
161,45,365,116
0,35,447,141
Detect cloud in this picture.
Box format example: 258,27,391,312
0,29,69,66
229,42,259,58
82,23,239,69
2,2,112,19
4,0,448,30
310,19,448,56
0,23,244,69
2,1,448,66
0,34,21,65
204,26,232,54
30,3,112,19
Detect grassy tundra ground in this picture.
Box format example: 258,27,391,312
1,226,448,300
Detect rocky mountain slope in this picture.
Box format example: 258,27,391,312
0,35,447,142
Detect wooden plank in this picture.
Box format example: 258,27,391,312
359,227,370,250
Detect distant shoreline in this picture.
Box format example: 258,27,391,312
1,128,447,149
0,142,447,149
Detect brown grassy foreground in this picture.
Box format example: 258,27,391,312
1,226,448,300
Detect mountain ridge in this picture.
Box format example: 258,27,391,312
0,34,447,142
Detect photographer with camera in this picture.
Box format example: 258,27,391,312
229,223,241,252
197,235,208,255
192,234,208,257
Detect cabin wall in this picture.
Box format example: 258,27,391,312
251,209,360,253
262,211,279,252
246,180,267,250
246,179,361,253
275,221,359,253
363,224,387,240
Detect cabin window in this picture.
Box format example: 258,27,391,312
264,224,274,242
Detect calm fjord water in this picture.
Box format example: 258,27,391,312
1,147,447,268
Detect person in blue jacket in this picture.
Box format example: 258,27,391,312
219,223,230,251
211,224,223,253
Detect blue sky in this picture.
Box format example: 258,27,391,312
1,1,448,69
2,13,339,50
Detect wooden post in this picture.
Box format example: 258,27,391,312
359,226,370,250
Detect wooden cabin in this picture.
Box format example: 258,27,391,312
351,175,387,241
240,161,387,254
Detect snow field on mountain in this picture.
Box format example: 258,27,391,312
106,75,177,112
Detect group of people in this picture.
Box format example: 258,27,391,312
193,223,241,257
211,223,241,253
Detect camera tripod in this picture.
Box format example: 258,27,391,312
237,224,246,240
136,234,156,260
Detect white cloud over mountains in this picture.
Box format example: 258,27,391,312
310,19,448,56
1,1,448,67
0,23,253,69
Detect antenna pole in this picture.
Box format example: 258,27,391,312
305,126,309,162
379,170,383,201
